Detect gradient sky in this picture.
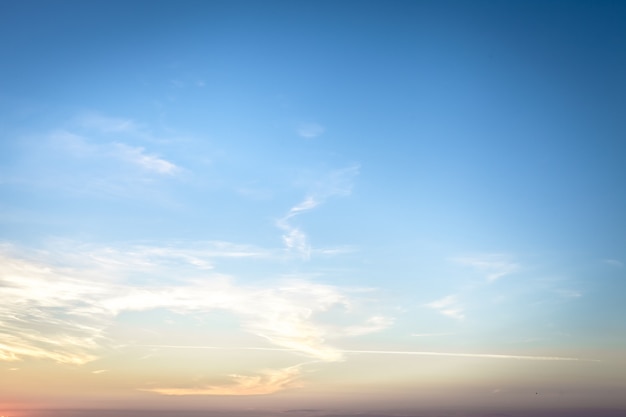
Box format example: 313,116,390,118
1,1,625,416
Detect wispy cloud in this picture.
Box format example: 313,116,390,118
454,254,520,282
77,113,142,135
54,133,181,177
111,143,179,175
142,364,303,396
277,165,359,259
44,113,182,187
338,349,597,362
276,222,311,259
4,115,184,202
0,240,388,366
0,239,394,397
137,345,598,363
424,295,464,320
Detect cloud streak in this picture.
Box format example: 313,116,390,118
77,113,143,135
112,143,179,175
277,165,359,259
142,364,304,396
135,345,598,362
424,295,464,320
56,113,181,176
8,113,184,199
454,254,520,282
0,238,393,397
0,241,387,366
339,349,598,362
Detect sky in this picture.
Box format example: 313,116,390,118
1,0,625,416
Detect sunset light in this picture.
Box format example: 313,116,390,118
1,1,625,417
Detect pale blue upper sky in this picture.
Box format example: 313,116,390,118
1,0,625,413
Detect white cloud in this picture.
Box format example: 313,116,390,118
277,165,359,259
142,343,583,396
440,309,464,320
337,349,596,362
0,241,389,366
111,143,179,175
49,138,179,177
39,116,183,195
424,295,457,309
144,345,597,363
424,295,465,320
277,221,311,260
56,113,182,176
288,196,320,215
143,364,303,396
454,254,520,282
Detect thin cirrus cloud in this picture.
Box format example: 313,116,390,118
138,345,597,397
276,164,359,259
111,142,179,175
0,241,390,367
424,295,464,320
2,238,598,398
0,246,123,364
338,349,596,362
76,112,143,135
139,345,596,363
71,113,180,175
53,132,181,176
135,343,598,396
142,364,304,396
454,254,520,282
39,113,182,188
0,235,398,397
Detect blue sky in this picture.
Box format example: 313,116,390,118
1,1,625,415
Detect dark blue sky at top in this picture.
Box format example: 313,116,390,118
1,1,626,412
2,0,626,253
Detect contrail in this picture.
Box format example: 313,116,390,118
338,349,598,361
135,345,599,362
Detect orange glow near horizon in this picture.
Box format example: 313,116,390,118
2,1,626,415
